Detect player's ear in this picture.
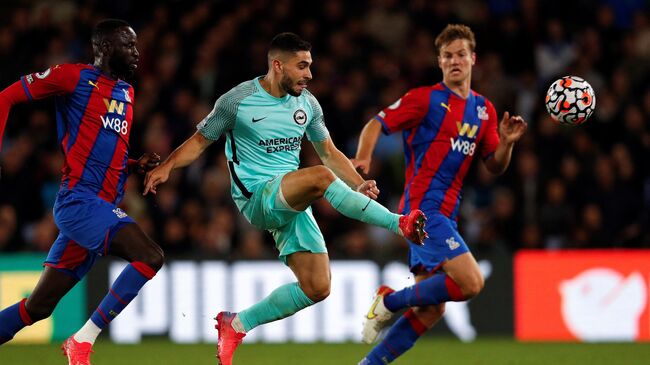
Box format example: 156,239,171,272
272,58,283,73
101,40,112,55
471,52,476,66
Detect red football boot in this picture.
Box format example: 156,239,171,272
62,336,93,365
215,311,246,365
399,209,428,245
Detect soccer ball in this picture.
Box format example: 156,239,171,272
545,76,596,126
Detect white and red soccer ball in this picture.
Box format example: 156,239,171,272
545,76,596,126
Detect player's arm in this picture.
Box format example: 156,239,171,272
352,88,428,174
0,65,78,151
351,119,383,175
0,82,30,150
144,90,235,195
143,132,213,195
312,137,380,199
484,111,527,175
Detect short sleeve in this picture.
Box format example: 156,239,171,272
304,92,329,142
197,92,238,141
374,87,430,135
480,99,500,160
20,64,80,100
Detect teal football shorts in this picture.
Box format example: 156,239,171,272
239,173,327,265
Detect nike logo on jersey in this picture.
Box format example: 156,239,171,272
252,116,267,123
441,102,451,112
88,80,99,90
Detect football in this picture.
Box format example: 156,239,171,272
545,76,596,126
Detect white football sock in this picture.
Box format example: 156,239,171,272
73,320,102,344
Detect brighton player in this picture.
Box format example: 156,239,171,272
0,19,163,365
353,24,527,364
143,32,426,365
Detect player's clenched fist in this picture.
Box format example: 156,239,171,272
356,179,380,200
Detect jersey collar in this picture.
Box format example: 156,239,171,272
254,76,291,102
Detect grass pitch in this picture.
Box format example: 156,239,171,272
2,337,649,365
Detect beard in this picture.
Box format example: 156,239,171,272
280,74,301,97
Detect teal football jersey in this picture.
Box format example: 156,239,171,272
197,77,329,209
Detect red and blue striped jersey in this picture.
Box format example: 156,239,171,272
374,82,500,220
19,64,134,204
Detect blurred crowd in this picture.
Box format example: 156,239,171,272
0,0,648,261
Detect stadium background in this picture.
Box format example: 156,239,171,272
0,0,649,364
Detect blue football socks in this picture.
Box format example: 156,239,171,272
0,299,33,344
383,273,464,312
90,262,156,328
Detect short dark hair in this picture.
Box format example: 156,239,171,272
92,19,131,49
269,32,311,54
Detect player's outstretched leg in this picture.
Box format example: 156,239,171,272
65,224,163,365
280,166,428,244
323,177,428,243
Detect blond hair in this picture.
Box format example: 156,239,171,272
435,24,476,54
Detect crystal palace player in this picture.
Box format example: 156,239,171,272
0,19,163,365
353,24,527,364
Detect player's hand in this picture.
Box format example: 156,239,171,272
134,152,161,175
356,179,380,200
499,111,527,144
351,158,371,175
143,162,172,195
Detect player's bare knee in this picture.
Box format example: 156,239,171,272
311,165,336,196
461,274,484,299
138,243,164,272
146,247,165,272
302,279,331,303
308,285,330,303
